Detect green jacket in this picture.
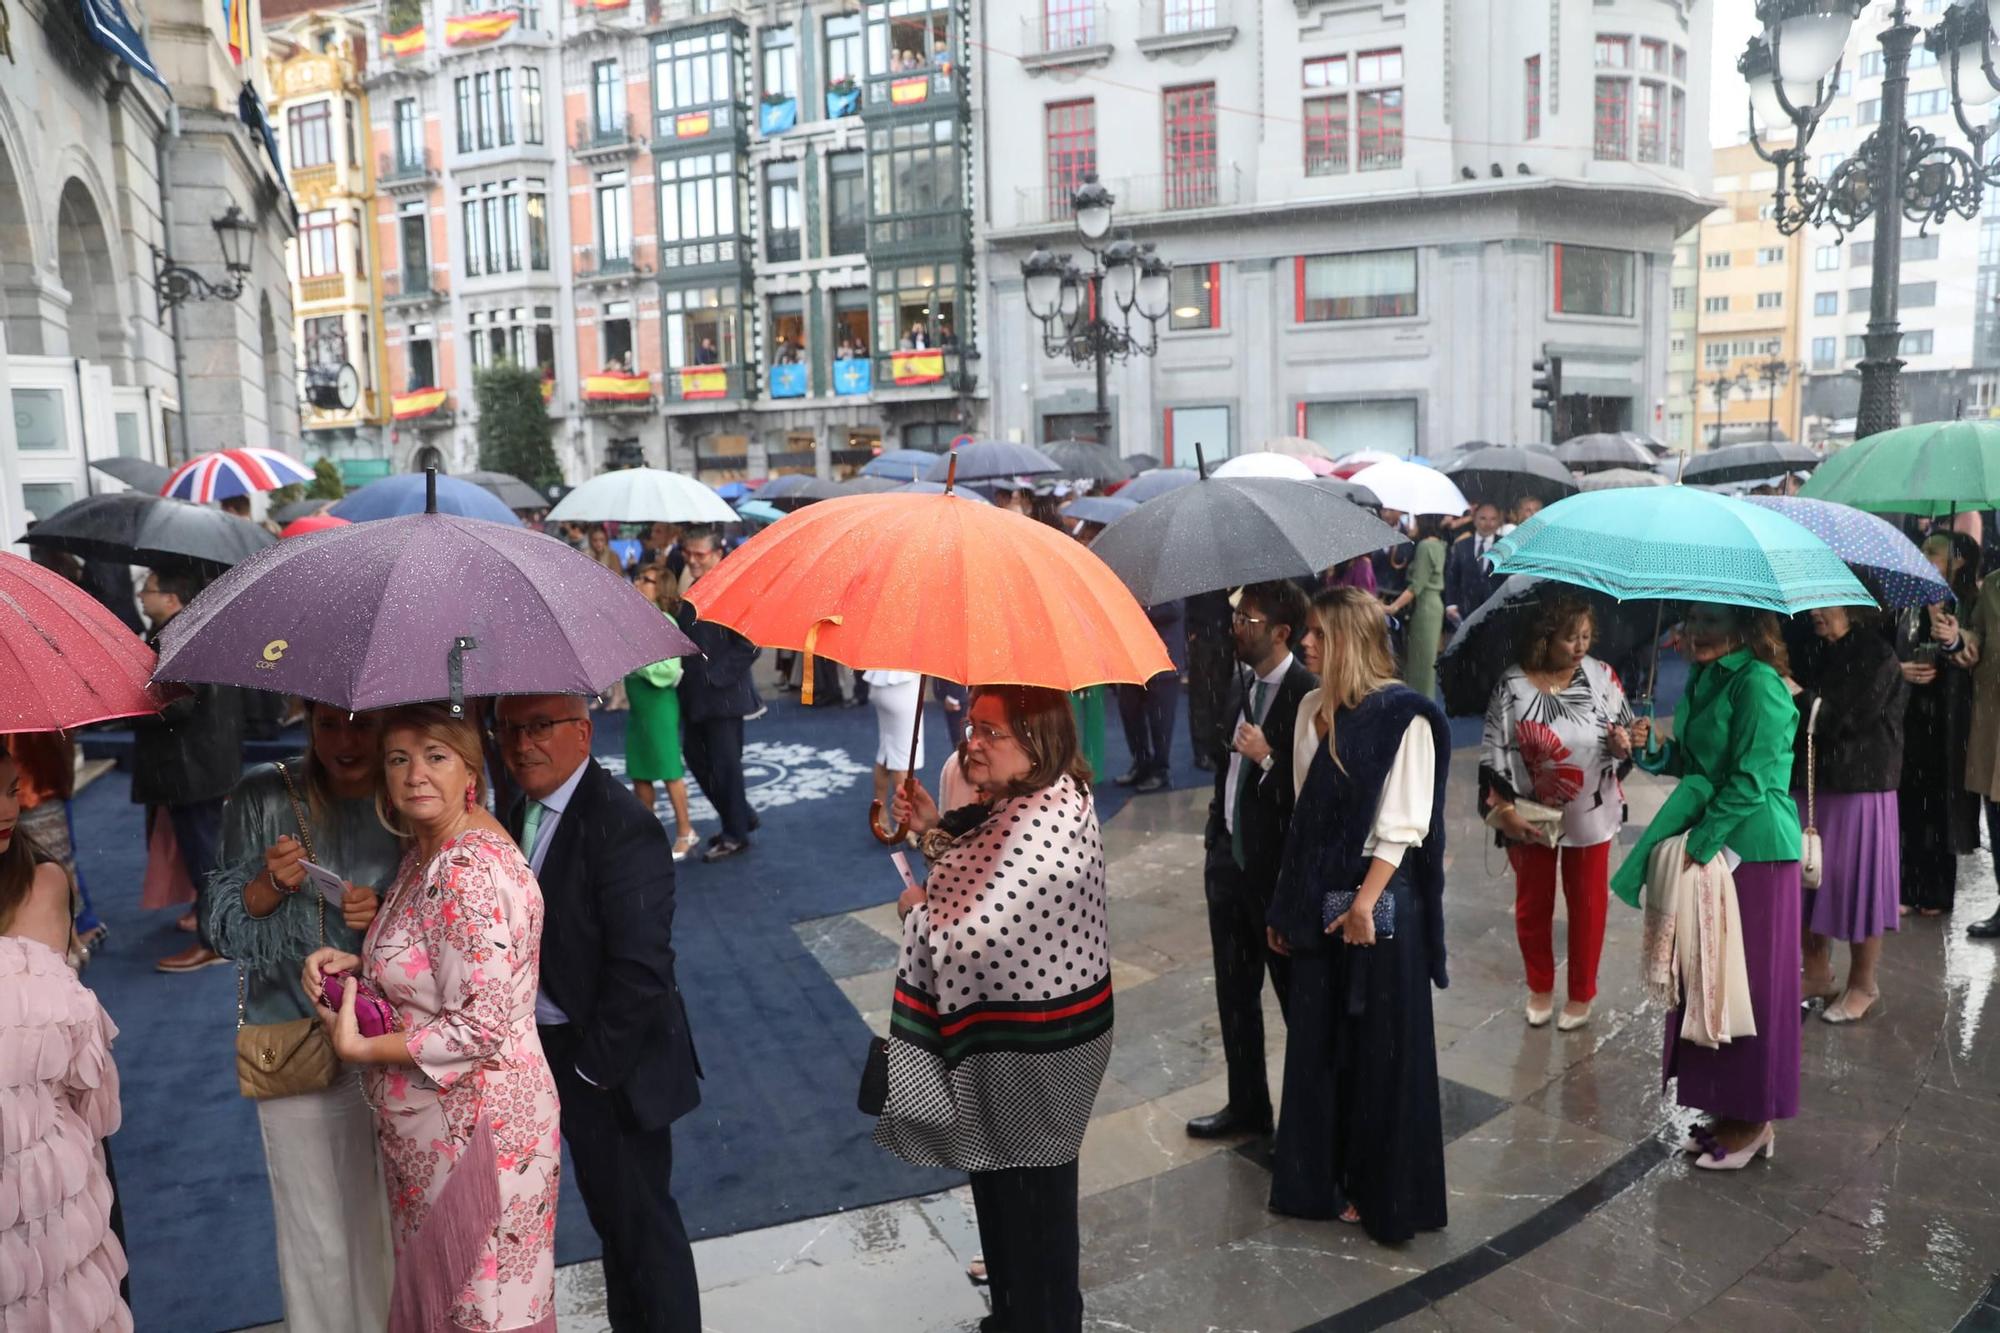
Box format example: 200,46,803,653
1612,648,1801,907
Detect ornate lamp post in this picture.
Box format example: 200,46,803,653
1743,0,2000,439
1706,370,1751,447
1751,355,1800,440
1020,177,1172,449
152,205,259,316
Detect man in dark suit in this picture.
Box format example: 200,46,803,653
1183,589,1235,772
496,694,702,1333
1115,599,1187,793
1444,501,1506,627
1187,580,1316,1139
677,527,760,861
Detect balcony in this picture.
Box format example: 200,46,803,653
575,244,652,286
1136,0,1236,55
663,362,746,407
657,233,748,277
297,274,348,305
573,115,645,160
647,0,754,27
290,164,338,197
570,0,655,38
378,149,438,193
872,348,969,397
866,207,971,260
764,229,801,264
1013,166,1243,228
861,64,961,115
1019,3,1111,72
383,270,448,309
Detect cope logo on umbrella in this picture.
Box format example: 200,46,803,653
259,639,288,666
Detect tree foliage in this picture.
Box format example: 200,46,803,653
475,363,562,491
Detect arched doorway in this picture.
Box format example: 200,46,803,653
54,179,122,373
413,444,446,473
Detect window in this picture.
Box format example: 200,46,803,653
1902,329,1933,355
1524,55,1541,140
405,324,436,390
1815,245,1839,271
1552,244,1634,317
1756,246,1785,265
1812,336,1837,368
1162,0,1217,35
398,200,428,291
1297,249,1417,322
1756,291,1783,309
1301,399,1416,458
474,73,495,150
768,292,806,367
495,69,515,146
826,14,862,86
1814,292,1838,315
1859,98,1880,125
1704,252,1731,269
873,260,962,357
830,287,870,359
828,150,866,255
1303,55,1348,89
1594,78,1628,159
288,100,333,169
654,29,735,137
1903,281,1937,307
864,0,953,80
1636,81,1664,162
455,78,473,153
1671,285,1690,311
1304,94,1349,175
344,98,360,168
664,283,742,368
523,68,543,144
1673,46,1687,81
867,119,961,247
1847,286,1870,312
1163,83,1217,206
394,98,421,169
1595,35,1629,68
596,169,630,265
303,315,345,375
1356,50,1402,170
1169,263,1220,331
602,300,633,369
298,208,340,277
765,160,801,262
1669,333,1687,356
1704,341,1730,367
1909,89,1946,117
658,151,743,265
1846,334,1867,359
468,306,555,374
1045,100,1096,212
460,178,548,276
592,61,621,137
1639,38,1665,72
1704,295,1729,313
762,25,797,103
1860,51,1884,78
1164,405,1233,465
1042,0,1095,52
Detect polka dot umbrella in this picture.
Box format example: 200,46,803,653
1741,495,1948,609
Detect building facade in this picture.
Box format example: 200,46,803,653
978,0,1716,464
1666,225,1699,450
360,0,977,483
1692,139,1802,447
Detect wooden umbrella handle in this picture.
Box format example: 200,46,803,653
869,795,904,845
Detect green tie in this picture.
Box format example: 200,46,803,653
520,800,546,866
1231,680,1268,869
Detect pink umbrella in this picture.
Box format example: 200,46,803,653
1301,456,1339,477
162,448,316,503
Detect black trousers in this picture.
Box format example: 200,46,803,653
163,799,224,949
541,1025,701,1333
1115,672,1181,779
683,714,752,841
1186,631,1234,768
970,1160,1082,1333
1203,850,1291,1119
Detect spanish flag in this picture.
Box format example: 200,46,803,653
674,112,712,138
890,76,929,105
540,377,555,403
446,11,518,45
223,0,249,64
392,387,448,420
890,350,944,385
678,367,728,400
581,0,629,9
381,25,426,55
584,372,652,401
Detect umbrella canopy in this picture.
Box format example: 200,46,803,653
1488,486,1871,614
714,481,757,501
162,448,316,503
923,440,1060,483
1061,495,1138,527
1090,478,1405,604
1308,477,1382,509
1796,418,2000,516
683,493,1172,690
1437,576,1661,718
331,473,524,525
859,449,940,481
90,456,173,493
154,509,696,712
1213,451,1317,481
1257,435,1337,461
759,474,845,510
1442,446,1579,508
1578,467,1668,492
543,467,736,525
1555,433,1656,473
1123,452,1161,471
461,470,548,511
0,550,163,730
838,475,904,496
1681,441,1822,487
735,500,786,527
894,480,990,503
22,491,277,572
1741,495,1947,609
1346,460,1469,516
270,497,336,524
1117,468,1198,504
279,514,351,539
1040,439,1134,483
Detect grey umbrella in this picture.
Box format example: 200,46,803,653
1680,441,1822,487
89,456,173,494
1555,433,1657,473
1060,495,1138,527
760,474,845,510
894,480,991,503
1442,446,1579,508
1117,468,1198,504
22,491,276,572
1308,477,1382,509
1124,452,1161,471
462,470,548,511
838,475,903,495
1040,439,1134,483
270,497,337,524
1089,477,1405,604
924,440,1060,483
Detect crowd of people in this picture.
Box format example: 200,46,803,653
2,470,1998,1333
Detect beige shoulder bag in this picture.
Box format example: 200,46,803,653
235,761,342,1100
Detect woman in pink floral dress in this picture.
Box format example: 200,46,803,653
304,704,559,1333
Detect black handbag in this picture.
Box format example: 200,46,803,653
857,1036,889,1116
1322,886,1396,939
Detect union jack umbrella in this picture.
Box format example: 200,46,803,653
160,447,315,503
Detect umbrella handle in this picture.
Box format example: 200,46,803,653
869,796,905,845
869,679,929,844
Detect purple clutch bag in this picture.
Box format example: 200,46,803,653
323,973,397,1039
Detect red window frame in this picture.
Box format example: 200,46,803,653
1593,77,1628,160
1304,94,1348,175
1168,262,1221,331
1302,55,1347,89
1044,99,1096,217
1635,80,1663,162
1042,0,1095,52
1595,35,1629,68
1356,88,1402,171
1163,82,1217,209
299,209,342,278
1639,38,1666,73
1524,55,1541,140
1670,87,1687,168
288,100,333,169
1355,47,1400,83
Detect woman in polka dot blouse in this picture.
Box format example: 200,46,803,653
877,685,1110,1333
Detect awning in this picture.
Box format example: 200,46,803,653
79,0,166,88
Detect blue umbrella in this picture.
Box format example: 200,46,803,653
1117,468,1198,504
860,449,939,480
1742,495,1947,609
1061,495,1138,527
713,481,754,502
330,473,523,525
924,439,1060,483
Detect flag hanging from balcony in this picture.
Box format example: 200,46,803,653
674,112,712,139
758,98,798,135
392,387,449,420
890,76,929,105
825,85,860,118
76,0,166,87
381,25,426,55
540,376,555,403
446,11,517,45
832,358,871,396
678,367,728,400
767,364,807,399
890,350,944,385
579,0,628,8
584,372,652,402
222,0,248,63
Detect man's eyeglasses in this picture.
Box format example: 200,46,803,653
494,717,587,744
963,721,1016,746
1231,611,1266,627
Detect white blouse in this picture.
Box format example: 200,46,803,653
1291,689,1436,869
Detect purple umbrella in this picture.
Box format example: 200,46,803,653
153,476,695,714
1742,495,1944,609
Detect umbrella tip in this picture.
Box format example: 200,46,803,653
425,467,439,514
944,453,959,495
1196,442,1208,481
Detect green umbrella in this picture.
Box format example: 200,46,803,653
1796,419,2000,517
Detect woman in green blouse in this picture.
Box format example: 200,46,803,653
1622,603,1802,1172
1387,515,1448,700
628,562,699,860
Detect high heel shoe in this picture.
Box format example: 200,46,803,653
1693,1124,1774,1171
1679,1123,1719,1155
1525,993,1554,1028
672,832,702,862
1556,1002,1592,1032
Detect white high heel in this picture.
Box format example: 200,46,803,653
1556,1003,1592,1032
1693,1124,1775,1171
1525,994,1554,1027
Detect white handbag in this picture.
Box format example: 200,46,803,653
1800,696,1823,891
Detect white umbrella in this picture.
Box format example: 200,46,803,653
544,467,738,525
1256,435,1337,461
1347,459,1469,516
1213,451,1317,481
1333,448,1402,471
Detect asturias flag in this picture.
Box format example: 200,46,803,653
832,358,872,396
891,350,945,385
768,364,807,399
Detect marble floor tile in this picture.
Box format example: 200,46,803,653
1078,1150,1283,1290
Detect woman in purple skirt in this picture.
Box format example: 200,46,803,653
1792,605,1906,1024
1626,604,1802,1172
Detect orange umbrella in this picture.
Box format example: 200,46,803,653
685,487,1173,838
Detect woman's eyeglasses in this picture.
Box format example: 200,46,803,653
963,721,1016,746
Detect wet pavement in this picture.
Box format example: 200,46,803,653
477,754,2000,1331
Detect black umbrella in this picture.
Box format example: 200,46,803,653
924,440,1060,483
1117,468,1198,503
1555,433,1656,473
1040,439,1134,484
270,497,337,524
1124,452,1161,471
1089,477,1404,604
1680,441,1821,487
462,469,548,511
838,475,903,495
21,491,276,572
760,474,844,510
89,456,173,494
1436,575,1667,717
1442,446,1579,508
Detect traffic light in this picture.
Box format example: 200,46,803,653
1531,354,1566,441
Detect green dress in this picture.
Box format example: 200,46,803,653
626,650,687,782
1070,686,1107,783
1403,536,1447,700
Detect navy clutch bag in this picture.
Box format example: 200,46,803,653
1322,887,1396,939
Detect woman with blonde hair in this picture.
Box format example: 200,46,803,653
626,563,699,860
303,704,558,1332
1267,588,1450,1243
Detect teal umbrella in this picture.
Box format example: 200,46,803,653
1796,419,2000,517
1487,486,1871,615
735,499,785,527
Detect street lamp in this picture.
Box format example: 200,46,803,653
1019,176,1172,449
1706,370,1752,447
1745,0,2000,439
153,204,259,317
1750,356,1801,441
